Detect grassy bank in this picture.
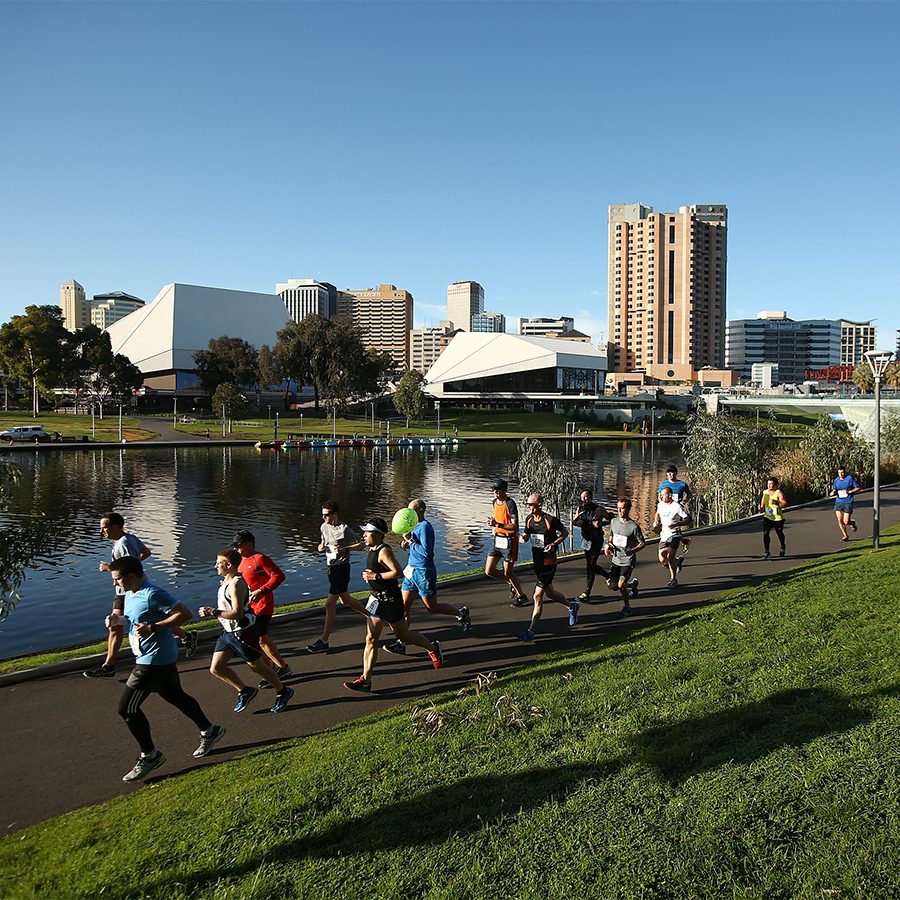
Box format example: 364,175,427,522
2,535,899,897
0,413,155,443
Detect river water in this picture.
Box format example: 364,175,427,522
0,439,683,659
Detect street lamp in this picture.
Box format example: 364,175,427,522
864,349,894,549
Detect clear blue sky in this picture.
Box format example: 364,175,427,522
2,1,898,348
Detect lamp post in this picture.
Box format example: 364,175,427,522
864,349,894,549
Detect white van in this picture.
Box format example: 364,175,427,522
1,425,49,442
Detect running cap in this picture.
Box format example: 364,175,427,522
359,516,389,534
491,478,508,491
232,529,255,546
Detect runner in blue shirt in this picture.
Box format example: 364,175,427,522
829,464,861,542
658,464,693,553
107,556,225,783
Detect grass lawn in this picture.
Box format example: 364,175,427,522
2,536,898,897
0,413,155,443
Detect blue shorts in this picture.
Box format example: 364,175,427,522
834,500,854,514
402,567,437,599
214,629,263,663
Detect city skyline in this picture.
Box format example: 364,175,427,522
2,3,899,348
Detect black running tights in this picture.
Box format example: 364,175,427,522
584,543,609,594
763,519,785,554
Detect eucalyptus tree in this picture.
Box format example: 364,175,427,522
194,336,260,396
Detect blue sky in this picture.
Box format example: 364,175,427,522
2,1,898,348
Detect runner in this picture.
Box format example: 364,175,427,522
84,512,197,679
659,464,693,553
830,464,861,542
107,556,225,782
653,486,691,588
306,500,367,654
198,549,294,714
606,498,646,616
760,477,787,559
232,531,292,684
484,478,528,606
571,488,611,602
516,493,578,643
383,498,470,656
343,517,443,693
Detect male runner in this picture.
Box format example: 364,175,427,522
84,512,197,678
383,498,470,656
484,478,528,605
516,493,578,643
232,530,292,683
307,500,367,654
829,464,861,542
760,476,787,559
571,488,611,601
606,498,646,616
653,486,691,588
108,556,225,782
659,464,693,553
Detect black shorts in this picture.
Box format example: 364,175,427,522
365,594,405,624
214,628,263,663
534,565,557,589
609,563,634,586
327,563,351,595
254,614,272,636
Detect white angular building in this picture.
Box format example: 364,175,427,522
424,332,607,404
106,283,291,391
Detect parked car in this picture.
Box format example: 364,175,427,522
1,425,50,443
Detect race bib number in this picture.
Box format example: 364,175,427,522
530,533,545,549
838,489,849,499
403,564,414,579
365,594,380,615
128,629,142,657
612,533,629,549
494,536,509,550
325,547,338,564
580,538,592,551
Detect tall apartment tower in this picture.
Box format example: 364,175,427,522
338,284,414,369
839,319,876,366
60,279,90,331
447,281,484,332
275,279,330,322
90,292,145,330
607,204,727,379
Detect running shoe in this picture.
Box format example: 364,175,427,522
619,605,633,617
193,725,226,758
577,591,589,601
180,631,199,659
343,676,372,693
306,638,329,654
849,519,858,532
763,553,771,560
779,548,786,557
517,628,535,643
271,685,294,713
233,687,258,713
259,664,293,689
428,641,444,670
83,664,116,679
122,751,166,783
840,536,849,543
628,578,639,599
675,556,684,574
666,579,678,589
383,640,407,655
681,537,692,554
510,595,530,608
568,600,580,627
457,606,471,633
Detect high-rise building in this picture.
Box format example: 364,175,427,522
447,281,484,331
726,311,841,385
471,311,506,333
90,292,145,330
519,316,576,338
839,319,876,366
409,321,457,373
607,203,727,379
275,279,330,322
338,284,414,369
60,279,89,331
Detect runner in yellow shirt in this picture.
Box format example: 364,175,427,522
760,476,787,560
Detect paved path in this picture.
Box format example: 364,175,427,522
2,488,898,834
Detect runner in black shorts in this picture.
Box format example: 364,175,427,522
606,499,646,616
572,488,610,601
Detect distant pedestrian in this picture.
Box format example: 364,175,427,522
198,549,294,714
484,478,528,606
516,493,577,643
829,464,861,542
606,498,646,616
108,556,225,783
572,488,611,601
653,486,691,588
760,477,787,559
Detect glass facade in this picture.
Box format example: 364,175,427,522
444,366,598,395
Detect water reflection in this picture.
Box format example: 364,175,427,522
0,440,682,658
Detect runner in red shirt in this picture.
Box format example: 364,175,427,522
232,530,292,683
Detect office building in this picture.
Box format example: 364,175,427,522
409,321,457,373
839,319,876,366
751,362,778,389
726,311,841,385
520,316,575,338
471,311,506,333
275,279,331,323
338,284,413,369
607,203,727,380
90,292,145,330
60,279,89,331
447,281,484,331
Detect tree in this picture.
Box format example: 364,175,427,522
0,306,69,415
852,363,873,393
212,383,252,426
194,336,260,396
258,343,292,409
796,415,873,493
510,437,580,525
884,361,900,392
393,370,425,425
65,325,143,416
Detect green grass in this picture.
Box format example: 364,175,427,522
2,536,899,897
0,413,156,443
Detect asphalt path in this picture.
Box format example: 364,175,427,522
2,487,898,835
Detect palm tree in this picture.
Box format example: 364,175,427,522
852,363,873,394
883,361,900,393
